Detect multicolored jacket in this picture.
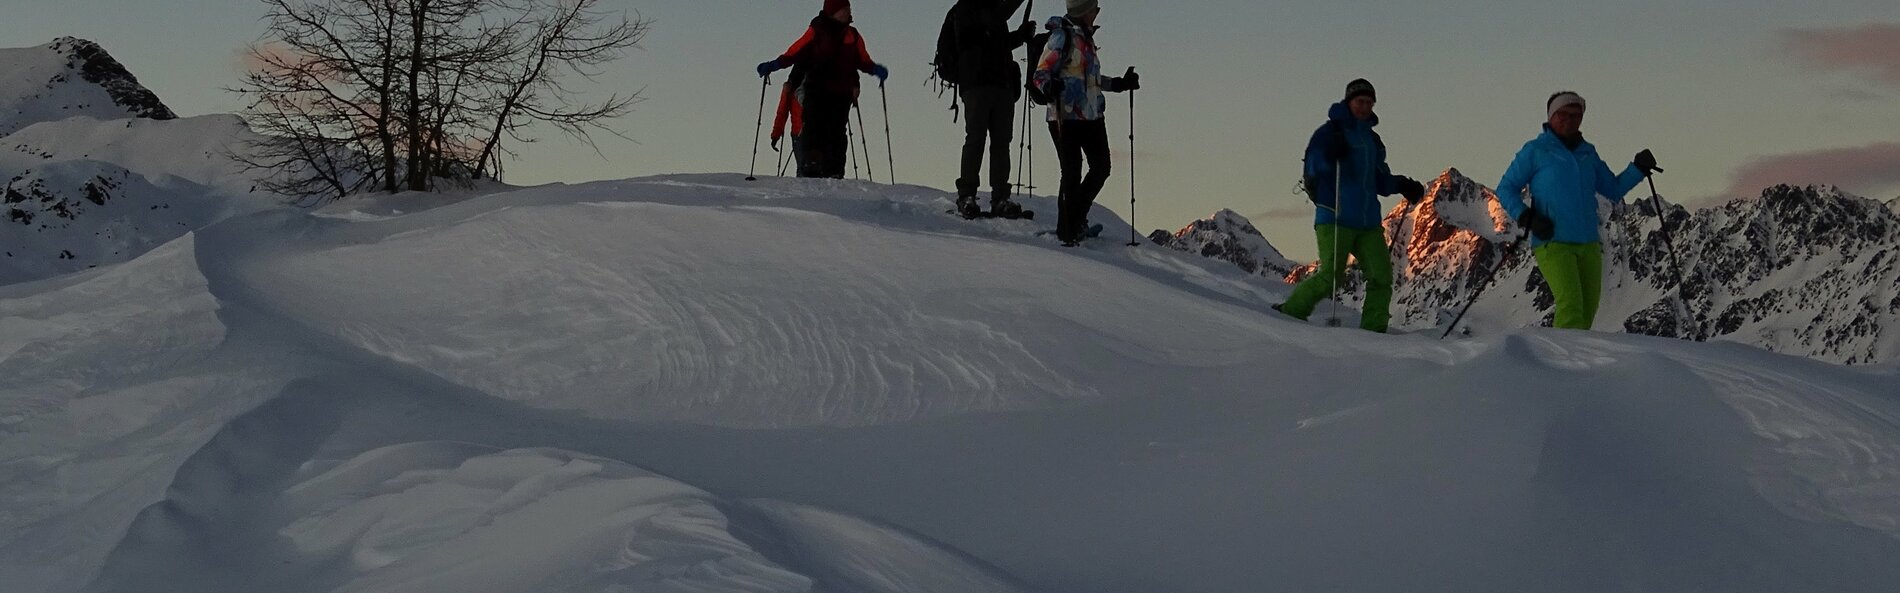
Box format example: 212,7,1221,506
1495,126,1646,246
1031,16,1109,122
772,16,877,99
1303,102,1402,230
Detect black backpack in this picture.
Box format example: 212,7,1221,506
1024,19,1072,106
932,3,963,86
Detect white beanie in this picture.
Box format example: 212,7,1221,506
1547,91,1586,119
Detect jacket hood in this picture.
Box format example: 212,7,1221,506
1328,101,1379,128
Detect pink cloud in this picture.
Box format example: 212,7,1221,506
1721,142,1900,199
1779,24,1900,86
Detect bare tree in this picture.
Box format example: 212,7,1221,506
234,0,647,203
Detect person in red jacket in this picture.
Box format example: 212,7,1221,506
770,66,808,175
757,0,890,179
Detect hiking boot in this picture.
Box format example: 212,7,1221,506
955,194,982,219
990,196,1023,218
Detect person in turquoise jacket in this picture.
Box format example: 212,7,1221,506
1495,91,1660,330
1275,79,1425,333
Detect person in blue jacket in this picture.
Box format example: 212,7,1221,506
1274,79,1426,333
1495,91,1660,330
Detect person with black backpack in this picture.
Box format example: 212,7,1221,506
1029,0,1137,246
938,1,1037,218
756,0,890,179
1272,79,1427,333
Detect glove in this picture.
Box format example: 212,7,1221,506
870,63,889,83
1517,209,1555,241
1041,78,1064,100
1396,176,1425,204
1634,149,1661,174
1303,175,1323,207
1016,20,1036,39
770,134,781,152
1120,68,1140,91
1325,127,1349,163
756,59,781,78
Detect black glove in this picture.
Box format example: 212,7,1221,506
1396,176,1425,204
1517,209,1555,241
1634,149,1661,174
1120,67,1139,91
1303,175,1323,207
1325,127,1350,163
770,135,781,152
1016,20,1036,39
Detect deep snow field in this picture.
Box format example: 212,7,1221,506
4,174,1899,593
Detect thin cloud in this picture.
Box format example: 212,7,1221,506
1720,142,1900,200
1779,24,1900,86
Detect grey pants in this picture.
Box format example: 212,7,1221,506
957,85,1018,199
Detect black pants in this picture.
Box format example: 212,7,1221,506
799,93,852,179
957,85,1017,199
1048,119,1110,242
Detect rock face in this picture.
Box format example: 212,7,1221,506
1,38,267,285
1164,169,1900,365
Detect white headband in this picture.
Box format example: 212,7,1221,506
1548,92,1586,119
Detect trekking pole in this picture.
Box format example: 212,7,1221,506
880,83,896,184
1126,88,1140,246
855,101,876,182
746,74,771,181
1645,171,1697,341
1015,86,1029,195
845,111,860,180
1326,166,1343,327
1441,232,1529,339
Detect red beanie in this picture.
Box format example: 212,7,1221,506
824,0,850,14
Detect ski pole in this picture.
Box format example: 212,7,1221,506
856,100,875,182
1326,166,1343,327
747,74,771,181
880,83,896,184
846,115,860,180
1441,232,1529,339
1126,87,1139,246
1645,172,1697,341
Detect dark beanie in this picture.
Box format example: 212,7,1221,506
1344,78,1376,102
824,0,850,14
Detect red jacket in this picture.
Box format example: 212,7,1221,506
776,16,876,98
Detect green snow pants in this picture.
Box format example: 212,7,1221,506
1533,241,1605,330
1280,224,1393,332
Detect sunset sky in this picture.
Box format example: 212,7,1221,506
7,0,1898,258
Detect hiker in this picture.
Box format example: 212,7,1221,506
770,65,809,175
1273,79,1427,333
1030,0,1137,246
1495,91,1659,330
756,0,890,179
948,0,1037,217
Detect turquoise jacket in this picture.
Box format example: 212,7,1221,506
1496,126,1646,246
1304,102,1400,229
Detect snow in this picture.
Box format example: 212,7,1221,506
4,174,1900,592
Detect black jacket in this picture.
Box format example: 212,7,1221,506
954,0,1032,89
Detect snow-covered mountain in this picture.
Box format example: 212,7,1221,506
0,37,174,136
1169,169,1900,365
1,38,272,286
1147,208,1300,280
5,174,1899,593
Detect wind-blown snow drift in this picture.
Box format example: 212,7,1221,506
4,174,1899,593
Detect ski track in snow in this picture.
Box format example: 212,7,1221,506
6,173,1900,593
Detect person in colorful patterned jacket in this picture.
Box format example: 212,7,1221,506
1495,91,1660,330
756,0,890,179
1274,79,1426,333
1029,0,1137,246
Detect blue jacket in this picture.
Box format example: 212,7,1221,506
1496,126,1646,246
1304,102,1400,229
